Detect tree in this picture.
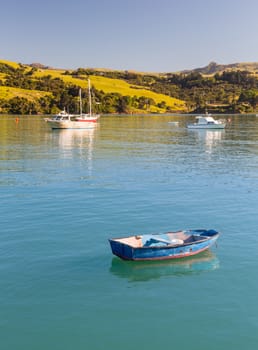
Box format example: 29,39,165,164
7,97,39,114
238,90,258,109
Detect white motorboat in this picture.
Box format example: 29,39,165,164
187,114,226,129
46,108,74,119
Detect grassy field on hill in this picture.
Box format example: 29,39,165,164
0,86,51,100
0,59,21,69
32,68,185,112
0,59,186,113
1,59,257,114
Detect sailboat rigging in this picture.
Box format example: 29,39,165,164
45,78,100,129
76,79,100,123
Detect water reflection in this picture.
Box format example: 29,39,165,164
57,126,97,150
52,126,99,174
57,125,97,152
110,250,219,282
189,129,224,152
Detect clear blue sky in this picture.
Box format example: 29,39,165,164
1,0,258,72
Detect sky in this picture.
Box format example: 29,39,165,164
1,0,258,72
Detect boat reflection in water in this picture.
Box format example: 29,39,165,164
110,250,219,282
57,124,98,148
189,129,224,153
56,125,98,172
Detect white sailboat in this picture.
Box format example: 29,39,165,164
45,79,100,129
75,79,100,123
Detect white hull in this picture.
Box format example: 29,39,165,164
187,123,225,129
46,79,100,130
46,120,96,129
75,114,100,122
187,114,226,129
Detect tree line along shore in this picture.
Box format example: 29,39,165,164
0,60,257,115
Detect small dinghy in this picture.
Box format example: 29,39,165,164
109,229,219,261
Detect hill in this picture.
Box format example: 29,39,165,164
180,61,258,75
0,59,186,115
0,58,257,114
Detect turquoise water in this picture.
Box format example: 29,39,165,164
1,114,258,349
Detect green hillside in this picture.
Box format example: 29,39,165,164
0,86,51,100
33,68,185,112
0,58,257,114
0,59,21,69
0,59,186,114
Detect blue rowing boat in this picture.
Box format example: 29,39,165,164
109,229,219,261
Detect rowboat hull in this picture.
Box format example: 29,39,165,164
110,250,219,280
109,229,219,261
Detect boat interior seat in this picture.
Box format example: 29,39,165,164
184,235,195,243
143,237,171,247
188,234,209,242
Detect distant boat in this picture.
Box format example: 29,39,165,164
45,111,96,130
75,79,100,123
187,113,226,129
45,79,100,129
109,229,219,261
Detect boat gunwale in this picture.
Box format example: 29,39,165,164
109,231,219,250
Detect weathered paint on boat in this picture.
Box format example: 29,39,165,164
109,229,219,261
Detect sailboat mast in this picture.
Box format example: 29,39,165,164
88,79,92,116
79,88,82,116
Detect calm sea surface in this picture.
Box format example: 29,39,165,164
1,114,258,349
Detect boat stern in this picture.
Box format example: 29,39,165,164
109,239,134,260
